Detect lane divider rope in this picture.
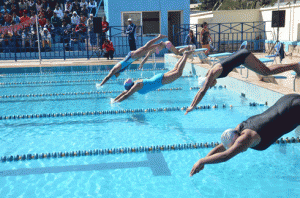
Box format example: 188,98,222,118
0,68,168,77
0,75,194,86
0,87,183,99
0,103,265,121
1,137,299,163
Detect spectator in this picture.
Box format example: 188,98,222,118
51,12,61,29
102,39,114,60
48,0,57,11
11,26,22,52
0,12,5,26
63,11,71,25
10,4,18,16
22,29,31,51
65,0,73,13
44,19,54,32
2,30,13,53
88,0,97,17
36,0,43,13
20,11,30,23
185,30,198,48
80,14,86,24
1,5,10,14
62,20,71,49
4,0,11,9
81,4,88,18
12,12,20,24
86,14,96,46
80,0,88,9
54,5,63,19
125,18,136,51
30,29,39,52
38,13,47,27
45,7,53,21
4,12,12,26
70,28,79,51
41,0,48,11
41,27,51,50
75,22,86,42
28,0,36,13
10,0,19,15
18,0,28,17
100,16,109,48
71,11,80,28
72,0,81,16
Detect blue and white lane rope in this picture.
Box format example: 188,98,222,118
0,103,265,120
0,87,183,99
0,75,194,86
1,137,299,163
0,68,168,77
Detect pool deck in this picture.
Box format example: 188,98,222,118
0,53,299,95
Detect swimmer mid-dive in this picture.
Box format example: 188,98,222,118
185,49,300,115
190,94,300,176
99,34,170,86
138,41,193,69
113,50,199,103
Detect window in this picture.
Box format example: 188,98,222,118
122,11,160,35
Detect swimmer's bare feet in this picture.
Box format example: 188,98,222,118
158,34,168,39
184,50,194,56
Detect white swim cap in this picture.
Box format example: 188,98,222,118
124,79,134,90
221,129,238,149
198,77,206,88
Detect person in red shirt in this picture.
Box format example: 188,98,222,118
100,16,109,49
20,12,30,24
102,39,114,60
38,12,46,27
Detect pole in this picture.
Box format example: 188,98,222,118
36,14,42,65
276,0,279,42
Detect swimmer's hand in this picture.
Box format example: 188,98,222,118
190,160,205,177
138,64,143,70
185,106,194,115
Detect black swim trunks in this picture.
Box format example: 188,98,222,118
238,94,300,150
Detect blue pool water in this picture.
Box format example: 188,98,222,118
0,63,299,198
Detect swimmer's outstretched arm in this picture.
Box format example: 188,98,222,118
99,72,114,86
190,133,252,176
114,83,142,103
139,50,153,69
185,67,221,115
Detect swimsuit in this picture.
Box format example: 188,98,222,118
201,30,210,45
218,49,251,78
238,94,300,150
116,52,137,74
138,73,164,94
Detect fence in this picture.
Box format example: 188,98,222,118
173,21,272,53
0,25,154,61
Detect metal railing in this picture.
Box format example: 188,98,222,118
173,21,272,53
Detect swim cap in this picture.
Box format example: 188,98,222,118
198,77,206,88
124,79,134,90
221,129,238,149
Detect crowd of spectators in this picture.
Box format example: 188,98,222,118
0,0,109,53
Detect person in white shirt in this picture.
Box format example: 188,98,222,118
88,0,97,16
54,5,64,19
65,0,73,13
41,28,52,49
80,0,88,8
71,11,80,28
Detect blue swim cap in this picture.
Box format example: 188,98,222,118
124,79,134,90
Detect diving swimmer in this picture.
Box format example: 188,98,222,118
185,49,300,115
113,50,200,103
190,94,300,176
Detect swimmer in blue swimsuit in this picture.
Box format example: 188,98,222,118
185,49,300,115
190,94,300,176
99,34,168,86
113,50,195,103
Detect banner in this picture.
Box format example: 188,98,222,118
0,15,37,34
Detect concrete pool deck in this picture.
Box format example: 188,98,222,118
0,53,299,95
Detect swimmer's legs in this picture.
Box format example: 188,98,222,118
165,41,190,55
244,53,300,76
99,63,122,86
163,50,194,84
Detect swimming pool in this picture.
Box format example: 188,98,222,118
0,62,299,198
